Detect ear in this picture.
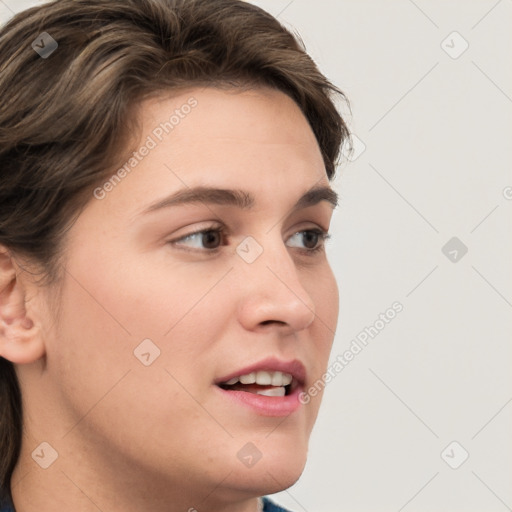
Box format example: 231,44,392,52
0,246,46,364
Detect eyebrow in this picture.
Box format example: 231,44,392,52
141,185,338,214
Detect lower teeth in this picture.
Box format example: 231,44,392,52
254,387,286,397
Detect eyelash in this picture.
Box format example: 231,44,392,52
170,224,331,256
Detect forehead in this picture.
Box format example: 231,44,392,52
137,86,322,158
89,86,330,220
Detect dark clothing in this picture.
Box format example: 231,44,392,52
0,496,292,511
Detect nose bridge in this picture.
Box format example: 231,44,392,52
235,233,316,332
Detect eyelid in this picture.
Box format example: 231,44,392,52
171,222,224,242
168,222,331,254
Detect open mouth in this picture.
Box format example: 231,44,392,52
217,370,297,397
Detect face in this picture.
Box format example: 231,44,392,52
20,87,339,506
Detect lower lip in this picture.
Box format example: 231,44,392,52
215,384,304,417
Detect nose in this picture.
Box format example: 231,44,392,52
236,237,316,334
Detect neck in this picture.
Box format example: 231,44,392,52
11,433,263,512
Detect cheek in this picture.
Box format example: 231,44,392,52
311,264,339,347
50,246,229,394
45,257,229,464
61,240,215,339
304,264,339,411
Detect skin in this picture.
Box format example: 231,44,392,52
0,86,339,512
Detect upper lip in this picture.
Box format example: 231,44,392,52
215,357,306,386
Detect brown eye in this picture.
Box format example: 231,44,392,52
302,230,320,249
201,230,222,249
286,229,330,254
171,226,227,252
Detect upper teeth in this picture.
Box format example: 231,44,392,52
224,370,293,387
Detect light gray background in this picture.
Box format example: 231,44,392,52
1,1,511,511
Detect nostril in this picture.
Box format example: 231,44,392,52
260,320,286,326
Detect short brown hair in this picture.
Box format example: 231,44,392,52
0,0,349,503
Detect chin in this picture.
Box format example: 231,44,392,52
226,439,309,497
265,454,307,492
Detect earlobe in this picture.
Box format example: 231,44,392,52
0,247,46,364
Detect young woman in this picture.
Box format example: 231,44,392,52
0,0,349,510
